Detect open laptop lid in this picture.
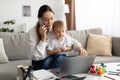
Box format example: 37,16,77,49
59,55,96,76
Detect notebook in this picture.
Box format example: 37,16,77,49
52,55,96,76
32,69,58,80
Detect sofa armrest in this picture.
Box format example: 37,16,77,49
112,36,120,56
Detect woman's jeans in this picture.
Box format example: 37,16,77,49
32,54,66,70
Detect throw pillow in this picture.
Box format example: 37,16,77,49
0,38,9,63
87,34,112,56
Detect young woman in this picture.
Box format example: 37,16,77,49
28,5,87,70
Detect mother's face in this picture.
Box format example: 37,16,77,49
41,11,54,29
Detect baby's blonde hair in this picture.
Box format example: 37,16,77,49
52,20,65,31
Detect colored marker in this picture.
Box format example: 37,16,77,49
104,75,115,80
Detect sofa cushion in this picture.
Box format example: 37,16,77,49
87,34,112,56
0,32,30,60
112,37,120,56
66,28,103,49
66,30,88,49
86,27,103,35
94,56,120,64
0,38,9,63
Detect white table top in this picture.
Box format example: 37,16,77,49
74,73,120,80
74,62,120,80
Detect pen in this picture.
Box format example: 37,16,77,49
104,75,115,80
108,71,117,73
108,73,120,76
108,71,120,76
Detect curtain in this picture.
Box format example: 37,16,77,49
65,0,76,30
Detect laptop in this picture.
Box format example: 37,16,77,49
51,55,95,76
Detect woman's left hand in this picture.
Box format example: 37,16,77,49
78,47,88,56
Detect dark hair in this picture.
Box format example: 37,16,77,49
36,5,54,40
37,5,54,18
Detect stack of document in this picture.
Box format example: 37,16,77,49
32,69,58,80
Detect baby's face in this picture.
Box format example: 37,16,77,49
53,26,65,40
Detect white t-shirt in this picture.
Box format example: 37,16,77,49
28,26,81,61
47,34,73,55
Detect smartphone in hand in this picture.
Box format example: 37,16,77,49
38,18,44,26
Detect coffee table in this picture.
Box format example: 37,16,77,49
18,62,120,80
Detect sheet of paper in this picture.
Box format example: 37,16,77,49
32,69,57,79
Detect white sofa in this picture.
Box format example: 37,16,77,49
0,28,120,80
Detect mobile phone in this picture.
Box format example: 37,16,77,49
61,75,86,80
38,18,44,26
61,75,78,79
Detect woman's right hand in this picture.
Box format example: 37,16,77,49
39,25,47,42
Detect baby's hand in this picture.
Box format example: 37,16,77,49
60,47,64,52
78,47,88,56
61,46,73,52
55,48,62,53
60,47,67,52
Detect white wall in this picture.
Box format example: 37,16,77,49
0,0,66,32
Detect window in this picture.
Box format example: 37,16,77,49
75,0,120,36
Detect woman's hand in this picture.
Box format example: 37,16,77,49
39,25,47,42
78,47,88,56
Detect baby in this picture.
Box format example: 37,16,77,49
47,20,74,68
